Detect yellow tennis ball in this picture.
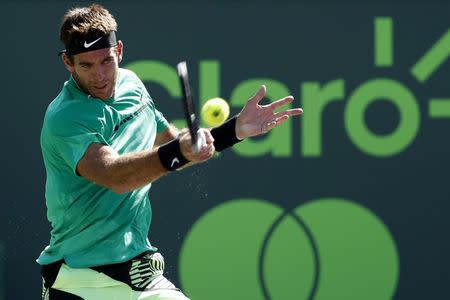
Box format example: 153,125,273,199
201,97,230,127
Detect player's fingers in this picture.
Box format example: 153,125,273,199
266,96,294,110
198,144,215,161
201,143,214,155
261,114,292,133
261,119,277,133
275,115,290,127
206,144,216,158
202,129,215,144
273,108,303,118
248,85,266,105
197,135,214,154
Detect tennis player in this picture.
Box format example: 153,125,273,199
37,4,303,300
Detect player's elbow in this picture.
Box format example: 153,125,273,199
78,169,131,194
107,175,150,194
109,184,129,195
112,188,130,195
107,180,135,195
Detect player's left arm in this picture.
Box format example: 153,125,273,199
154,85,299,153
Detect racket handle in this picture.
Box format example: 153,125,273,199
193,129,206,153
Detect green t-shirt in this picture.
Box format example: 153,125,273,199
37,68,169,268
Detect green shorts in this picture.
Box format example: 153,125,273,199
41,252,190,300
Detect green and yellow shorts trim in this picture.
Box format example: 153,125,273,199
41,252,189,300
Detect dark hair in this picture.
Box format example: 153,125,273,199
60,4,117,61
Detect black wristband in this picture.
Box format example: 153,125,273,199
210,116,243,152
158,138,189,171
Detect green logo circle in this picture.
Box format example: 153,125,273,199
179,198,399,300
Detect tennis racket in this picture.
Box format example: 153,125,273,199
177,61,206,153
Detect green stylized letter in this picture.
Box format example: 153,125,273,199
125,60,187,128
345,78,420,157
124,60,180,97
301,80,345,157
374,17,394,67
199,60,221,127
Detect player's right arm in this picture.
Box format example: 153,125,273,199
76,129,215,194
153,124,180,147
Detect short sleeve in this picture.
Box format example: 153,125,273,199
49,132,109,174
42,102,113,175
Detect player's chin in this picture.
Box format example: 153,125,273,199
91,85,112,100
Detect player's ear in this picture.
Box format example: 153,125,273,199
62,53,75,73
117,40,123,63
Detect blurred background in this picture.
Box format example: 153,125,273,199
1,0,449,299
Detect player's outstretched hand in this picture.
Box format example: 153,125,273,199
235,85,303,139
179,128,215,163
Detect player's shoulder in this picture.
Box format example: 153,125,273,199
117,68,144,87
46,89,101,117
44,88,105,133
115,68,151,101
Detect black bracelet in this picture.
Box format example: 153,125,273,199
210,116,243,152
158,138,189,171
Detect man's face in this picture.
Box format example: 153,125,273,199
63,41,123,100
